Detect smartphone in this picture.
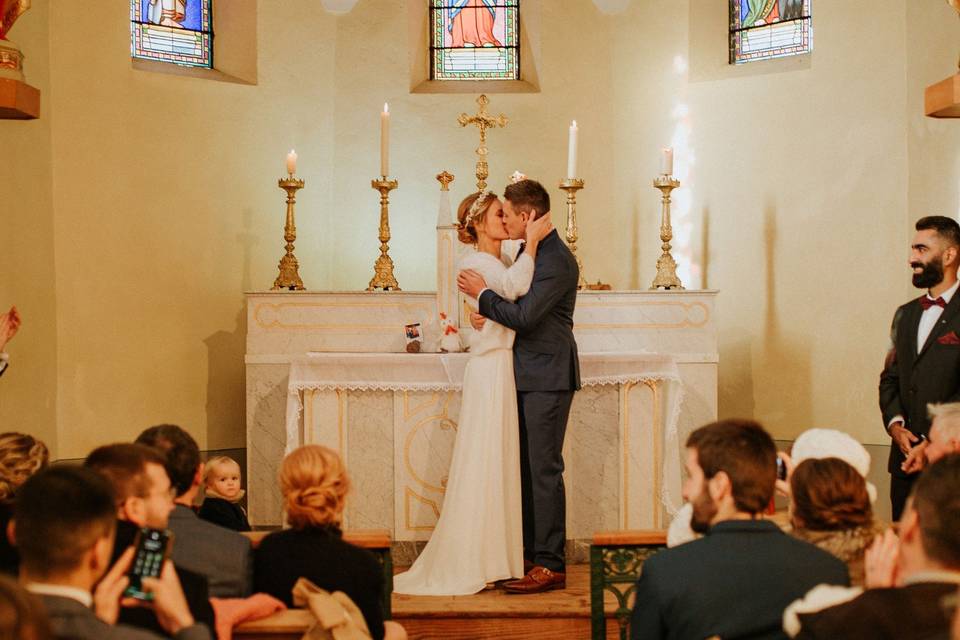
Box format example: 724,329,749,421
123,528,173,601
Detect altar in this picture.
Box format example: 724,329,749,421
245,289,718,560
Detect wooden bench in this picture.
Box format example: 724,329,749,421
590,530,667,640
241,529,393,620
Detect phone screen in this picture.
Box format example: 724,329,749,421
123,528,172,601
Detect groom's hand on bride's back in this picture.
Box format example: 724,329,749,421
458,269,487,300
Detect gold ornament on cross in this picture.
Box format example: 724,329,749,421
458,95,508,191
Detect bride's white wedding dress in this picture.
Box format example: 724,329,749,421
393,248,534,595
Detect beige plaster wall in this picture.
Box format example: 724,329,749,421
3,0,958,457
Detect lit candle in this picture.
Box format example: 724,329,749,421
660,147,674,176
380,103,390,177
286,149,297,175
566,121,579,179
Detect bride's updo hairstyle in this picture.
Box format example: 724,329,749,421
280,445,351,529
456,190,495,245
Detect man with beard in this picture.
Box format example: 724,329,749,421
629,419,848,640
880,216,960,520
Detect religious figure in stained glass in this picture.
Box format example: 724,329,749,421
729,0,811,64
131,0,212,69
431,1,519,81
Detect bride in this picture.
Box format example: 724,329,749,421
393,189,554,596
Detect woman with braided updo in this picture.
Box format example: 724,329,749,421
0,433,48,576
393,189,554,596
253,445,406,640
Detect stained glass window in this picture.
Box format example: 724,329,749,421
430,1,519,81
131,0,213,68
729,0,811,64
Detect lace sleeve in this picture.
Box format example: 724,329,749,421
501,253,534,301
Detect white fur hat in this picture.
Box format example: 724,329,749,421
790,428,877,503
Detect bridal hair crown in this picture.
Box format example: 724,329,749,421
464,190,495,228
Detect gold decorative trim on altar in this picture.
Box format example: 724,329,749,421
253,300,435,331
621,380,663,530
404,487,441,532
576,301,710,330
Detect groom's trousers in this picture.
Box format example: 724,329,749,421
517,389,575,573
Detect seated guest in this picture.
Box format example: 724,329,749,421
792,454,960,639
0,433,49,576
0,574,51,640
14,465,210,639
902,401,960,473
254,445,403,640
789,458,883,586
135,425,252,597
198,456,250,532
84,443,215,634
629,419,849,640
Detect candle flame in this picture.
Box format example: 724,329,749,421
384,102,389,113
572,120,578,127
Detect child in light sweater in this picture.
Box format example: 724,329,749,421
198,455,251,531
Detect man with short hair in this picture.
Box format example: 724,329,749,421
629,419,849,640
794,455,960,638
880,216,960,520
85,443,215,633
136,425,252,597
14,465,209,639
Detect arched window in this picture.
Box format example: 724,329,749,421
729,0,811,64
131,0,213,68
430,1,519,81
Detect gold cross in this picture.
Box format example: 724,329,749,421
458,95,508,191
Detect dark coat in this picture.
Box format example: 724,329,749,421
478,230,580,391
198,497,251,532
629,520,850,640
879,294,960,475
37,594,210,640
167,504,253,597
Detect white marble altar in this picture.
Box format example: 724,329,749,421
245,290,719,548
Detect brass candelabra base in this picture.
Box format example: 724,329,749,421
650,175,684,291
272,176,306,291
559,177,594,290
367,176,400,291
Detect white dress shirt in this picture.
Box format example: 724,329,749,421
917,279,960,353
26,582,93,608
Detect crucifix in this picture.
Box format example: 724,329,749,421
458,95,508,191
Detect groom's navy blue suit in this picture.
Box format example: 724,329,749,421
479,229,581,571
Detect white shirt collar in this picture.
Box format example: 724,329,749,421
928,279,960,304
902,569,960,586
26,583,93,608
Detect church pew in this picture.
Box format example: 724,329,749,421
241,529,393,619
590,530,667,640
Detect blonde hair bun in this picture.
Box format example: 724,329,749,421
280,445,350,529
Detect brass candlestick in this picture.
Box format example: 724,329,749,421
367,176,401,291
650,175,684,290
559,178,588,290
271,175,306,291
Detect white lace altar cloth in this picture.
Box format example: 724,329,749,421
285,350,687,515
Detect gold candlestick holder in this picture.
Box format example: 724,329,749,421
367,176,401,291
271,175,306,291
559,178,588,290
650,175,684,290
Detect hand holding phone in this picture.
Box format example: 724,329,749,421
124,528,172,601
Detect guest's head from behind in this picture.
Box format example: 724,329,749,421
204,455,242,501
456,191,505,246
927,403,960,464
13,466,116,585
683,419,776,533
0,434,48,505
135,424,202,501
280,445,350,529
0,575,50,640
84,443,174,529
502,179,549,240
789,458,873,531
901,454,960,575
911,215,960,290
788,428,877,503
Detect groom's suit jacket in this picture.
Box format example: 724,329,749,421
879,292,960,475
479,230,581,392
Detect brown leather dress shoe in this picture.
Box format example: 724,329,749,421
502,565,566,594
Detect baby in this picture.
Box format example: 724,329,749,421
198,455,251,532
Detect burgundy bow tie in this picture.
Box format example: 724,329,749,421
921,296,947,310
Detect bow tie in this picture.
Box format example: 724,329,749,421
921,296,947,311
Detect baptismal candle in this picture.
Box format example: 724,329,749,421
660,147,674,176
286,149,297,175
567,121,579,179
380,103,390,177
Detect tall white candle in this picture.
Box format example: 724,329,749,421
380,103,390,177
567,121,579,179
660,147,674,176
286,149,297,175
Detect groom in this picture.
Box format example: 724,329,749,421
458,179,581,593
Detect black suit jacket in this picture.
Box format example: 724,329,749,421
198,497,251,532
795,581,954,639
478,230,581,392
37,594,211,640
629,520,850,640
879,293,960,475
